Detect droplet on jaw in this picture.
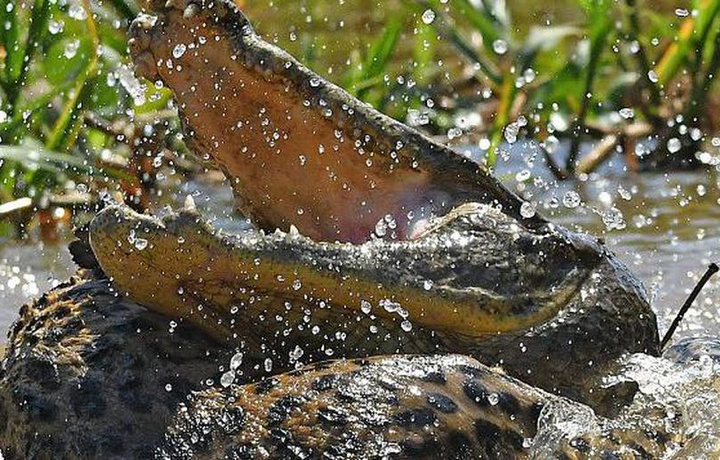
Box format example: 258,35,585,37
183,3,199,18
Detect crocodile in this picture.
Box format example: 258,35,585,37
0,0,682,457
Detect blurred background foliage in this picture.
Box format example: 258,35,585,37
0,0,718,237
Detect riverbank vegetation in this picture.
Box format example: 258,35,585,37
0,0,718,238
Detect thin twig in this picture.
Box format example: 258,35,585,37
576,134,619,175
661,263,719,349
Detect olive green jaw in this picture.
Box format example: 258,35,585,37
89,203,584,340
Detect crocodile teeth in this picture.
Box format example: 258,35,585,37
183,3,200,18
288,224,299,238
184,194,197,211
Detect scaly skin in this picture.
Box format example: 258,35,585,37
89,201,657,411
0,281,674,458
129,0,543,244
160,354,671,459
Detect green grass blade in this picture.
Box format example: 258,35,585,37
452,0,507,47
46,0,100,151
345,16,403,97
0,0,22,85
655,0,720,85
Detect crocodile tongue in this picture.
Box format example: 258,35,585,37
129,0,538,243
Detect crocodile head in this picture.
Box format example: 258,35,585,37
90,0,661,407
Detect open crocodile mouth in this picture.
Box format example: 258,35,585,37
89,0,658,394
89,199,595,342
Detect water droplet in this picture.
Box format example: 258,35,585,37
690,128,702,141
292,279,302,290
230,352,244,369
134,238,148,250
360,300,372,314
289,345,304,361
563,191,581,208
380,299,399,313
68,4,87,20
447,127,462,140
264,358,273,372
165,383,173,392
492,39,508,55
309,77,321,87
400,320,413,332
374,218,388,237
523,68,536,83
515,169,531,182
667,137,681,153
504,122,519,143
602,207,626,230
619,108,634,119
421,9,436,24
220,371,235,387
48,20,64,34
520,201,536,218
423,280,433,291
64,40,80,59
488,393,499,405
172,43,187,58
675,8,689,17
647,70,659,83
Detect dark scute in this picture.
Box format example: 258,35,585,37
569,436,591,453
269,427,314,458
474,418,525,455
267,395,306,426
426,392,458,414
254,377,280,394
421,371,447,384
317,406,350,425
463,378,491,408
224,444,255,460
401,436,441,457
311,374,339,391
442,431,477,459
495,391,521,418
393,407,437,428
